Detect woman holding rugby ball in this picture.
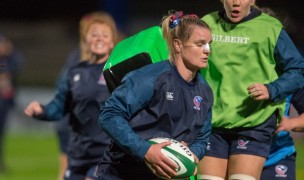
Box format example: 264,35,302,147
97,10,213,179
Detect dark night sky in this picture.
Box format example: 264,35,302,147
0,0,303,86
0,0,303,20
1,0,303,46
1,0,303,35
0,0,303,37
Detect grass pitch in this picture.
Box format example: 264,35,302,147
0,132,303,180
0,132,59,180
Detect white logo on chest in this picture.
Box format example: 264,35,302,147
166,92,174,101
73,74,80,82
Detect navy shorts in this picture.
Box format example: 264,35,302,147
97,144,160,180
261,153,296,180
205,113,277,158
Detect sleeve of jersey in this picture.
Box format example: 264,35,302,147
98,71,155,159
189,108,212,160
291,87,304,114
41,72,69,121
267,29,304,102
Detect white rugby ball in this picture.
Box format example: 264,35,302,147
146,137,196,179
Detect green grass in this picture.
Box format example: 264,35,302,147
0,132,303,180
295,138,304,180
0,132,59,180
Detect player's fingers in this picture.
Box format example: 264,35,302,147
249,88,259,97
180,141,188,147
24,107,33,116
154,163,175,179
275,126,284,134
193,166,198,176
247,84,256,90
158,141,171,148
161,154,178,170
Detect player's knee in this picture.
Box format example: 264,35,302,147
197,174,225,180
229,174,256,180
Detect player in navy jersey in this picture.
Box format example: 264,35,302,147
261,87,304,180
24,11,118,180
259,7,301,180
0,34,23,172
276,87,304,132
96,10,213,179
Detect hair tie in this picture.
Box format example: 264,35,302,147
83,15,92,21
169,11,183,29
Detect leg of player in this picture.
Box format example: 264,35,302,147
228,154,265,180
58,153,68,180
197,156,227,180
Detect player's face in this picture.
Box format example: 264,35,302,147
180,27,212,71
223,0,255,23
85,23,114,58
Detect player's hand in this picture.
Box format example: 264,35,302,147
144,141,178,179
276,116,298,133
24,101,43,117
247,83,269,101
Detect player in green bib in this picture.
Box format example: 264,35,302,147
196,0,304,180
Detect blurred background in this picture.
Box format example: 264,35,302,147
0,0,303,87
0,0,303,179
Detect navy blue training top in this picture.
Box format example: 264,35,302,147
99,60,213,160
40,61,111,166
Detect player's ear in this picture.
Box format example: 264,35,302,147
173,39,182,52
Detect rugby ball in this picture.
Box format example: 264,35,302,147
145,137,196,179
